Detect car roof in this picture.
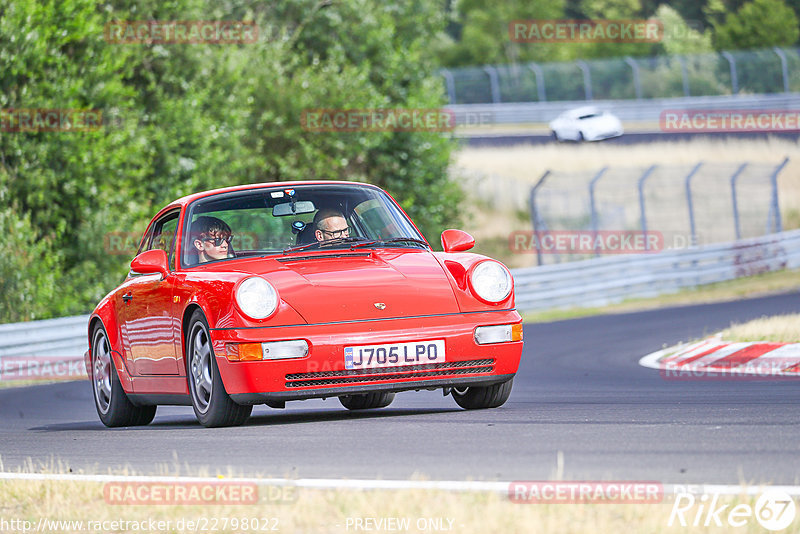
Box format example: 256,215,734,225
564,106,601,118
159,180,381,213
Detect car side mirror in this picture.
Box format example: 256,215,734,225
130,249,170,278
441,229,475,252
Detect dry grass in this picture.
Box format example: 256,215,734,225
453,137,799,191
0,472,794,533
452,138,800,269
722,313,800,343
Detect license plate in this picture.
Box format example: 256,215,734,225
344,340,445,370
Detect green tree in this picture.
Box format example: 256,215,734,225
654,4,714,55
434,0,568,67
712,0,800,49
0,0,461,321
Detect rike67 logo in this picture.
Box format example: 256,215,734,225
669,489,797,531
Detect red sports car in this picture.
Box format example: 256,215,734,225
85,181,523,427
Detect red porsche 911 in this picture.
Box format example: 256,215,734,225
85,181,523,427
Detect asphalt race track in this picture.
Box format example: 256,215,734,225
2,292,799,485
461,131,800,147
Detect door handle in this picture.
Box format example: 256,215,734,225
122,293,133,303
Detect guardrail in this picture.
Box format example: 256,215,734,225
1,230,799,364
0,315,89,359
447,92,800,125
0,315,89,381
513,229,800,311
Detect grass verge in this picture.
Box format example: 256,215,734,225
0,473,796,533
722,313,800,343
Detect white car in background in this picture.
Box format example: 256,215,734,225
549,106,623,142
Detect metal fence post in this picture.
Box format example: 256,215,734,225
483,65,501,104
721,51,739,95
588,166,609,257
638,165,657,250
678,56,690,97
684,162,703,246
623,57,642,100
729,162,748,240
528,62,547,102
767,158,789,233
576,60,593,101
773,47,790,93
530,170,551,266
440,68,457,104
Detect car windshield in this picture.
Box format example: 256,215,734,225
181,184,426,267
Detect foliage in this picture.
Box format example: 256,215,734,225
654,5,714,55
712,0,800,50
0,0,461,322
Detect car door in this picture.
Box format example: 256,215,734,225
119,211,181,375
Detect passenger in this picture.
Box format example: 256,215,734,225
191,216,233,263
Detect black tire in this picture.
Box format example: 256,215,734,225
339,392,395,410
551,130,560,142
186,310,252,427
91,324,156,427
451,378,513,410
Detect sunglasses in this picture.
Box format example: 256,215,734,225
202,235,233,247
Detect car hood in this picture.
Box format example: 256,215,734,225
240,250,460,323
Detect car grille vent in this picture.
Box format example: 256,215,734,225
285,358,494,388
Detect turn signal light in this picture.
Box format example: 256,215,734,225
225,341,309,361
512,323,523,342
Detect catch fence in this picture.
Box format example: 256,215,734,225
441,47,800,105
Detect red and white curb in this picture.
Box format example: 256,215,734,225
639,335,800,378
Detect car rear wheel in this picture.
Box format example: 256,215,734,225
186,310,252,427
339,392,395,410
91,324,156,427
451,378,513,410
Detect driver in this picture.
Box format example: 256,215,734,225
314,209,350,243
191,216,233,263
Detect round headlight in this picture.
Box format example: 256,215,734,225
469,261,512,303
235,277,278,320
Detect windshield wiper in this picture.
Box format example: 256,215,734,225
350,237,429,250
282,237,370,254
384,237,429,247
282,241,322,254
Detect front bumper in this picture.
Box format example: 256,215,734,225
209,309,522,403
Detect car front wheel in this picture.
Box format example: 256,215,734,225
339,392,395,410
451,378,513,409
186,310,252,427
91,324,156,427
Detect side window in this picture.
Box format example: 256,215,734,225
142,211,180,268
